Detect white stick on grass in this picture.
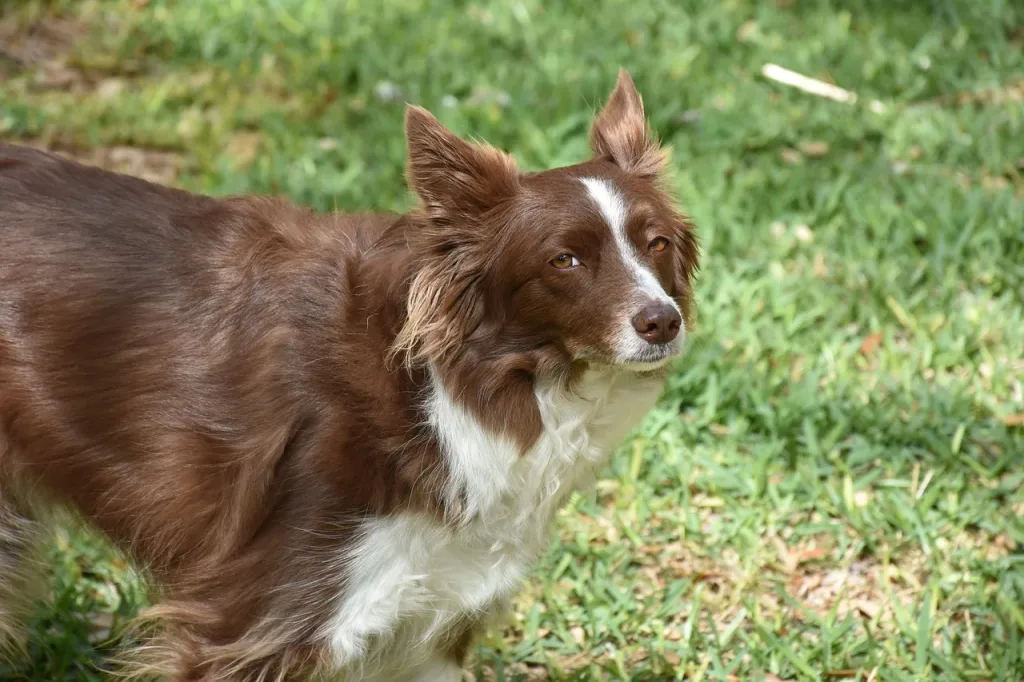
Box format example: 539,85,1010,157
761,63,858,104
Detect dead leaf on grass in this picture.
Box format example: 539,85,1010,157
793,546,828,563
853,489,872,507
227,132,263,169
104,146,185,185
799,140,829,157
934,79,1024,107
736,20,758,43
96,77,126,100
32,62,86,89
852,598,882,619
1001,412,1024,427
812,253,828,278
0,15,86,67
793,224,813,242
775,538,827,574
780,148,803,165
859,333,883,356
479,661,551,681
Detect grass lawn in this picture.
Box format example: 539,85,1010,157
1,0,1023,680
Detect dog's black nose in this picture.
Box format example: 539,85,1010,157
631,302,682,344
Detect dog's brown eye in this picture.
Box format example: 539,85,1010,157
649,237,670,252
550,254,581,269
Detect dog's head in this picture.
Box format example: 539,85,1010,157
395,70,699,374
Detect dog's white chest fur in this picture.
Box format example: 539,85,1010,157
324,367,663,679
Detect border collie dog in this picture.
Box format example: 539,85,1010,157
0,70,699,680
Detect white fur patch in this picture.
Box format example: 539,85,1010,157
580,177,683,366
323,366,664,678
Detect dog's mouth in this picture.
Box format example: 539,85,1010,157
582,339,682,373
615,341,681,372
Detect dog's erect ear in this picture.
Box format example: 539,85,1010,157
590,69,667,177
405,106,519,220
394,107,519,367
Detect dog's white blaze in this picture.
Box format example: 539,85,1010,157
580,177,682,363
323,367,664,678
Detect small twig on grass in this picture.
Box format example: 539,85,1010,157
761,63,857,104
915,469,934,500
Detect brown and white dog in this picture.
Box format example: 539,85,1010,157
0,70,699,681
